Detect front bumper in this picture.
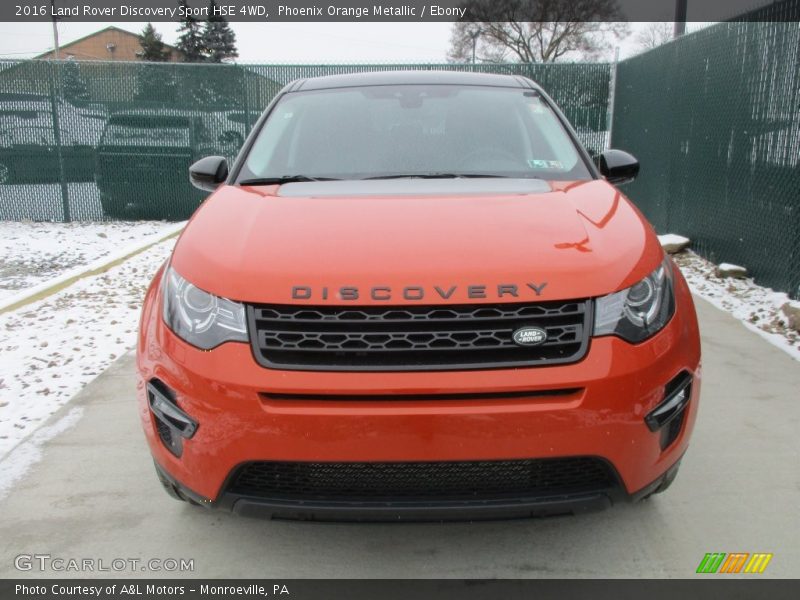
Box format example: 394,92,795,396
137,266,701,520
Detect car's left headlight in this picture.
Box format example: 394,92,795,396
594,257,675,343
162,266,248,350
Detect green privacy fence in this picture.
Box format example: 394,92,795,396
0,60,610,221
611,12,800,298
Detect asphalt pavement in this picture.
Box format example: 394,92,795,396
0,297,798,578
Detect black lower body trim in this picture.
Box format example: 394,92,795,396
152,457,683,522
218,493,615,522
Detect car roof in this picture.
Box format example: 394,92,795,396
109,109,203,117
0,92,50,102
290,70,540,92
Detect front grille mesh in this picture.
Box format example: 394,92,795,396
247,300,591,370
228,458,616,502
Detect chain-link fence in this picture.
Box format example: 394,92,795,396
612,9,800,298
0,61,610,221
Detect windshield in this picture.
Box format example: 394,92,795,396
238,84,592,182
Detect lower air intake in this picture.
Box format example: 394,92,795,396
227,457,617,502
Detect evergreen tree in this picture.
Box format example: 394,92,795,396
139,23,171,62
61,61,89,104
202,0,239,63
176,0,206,62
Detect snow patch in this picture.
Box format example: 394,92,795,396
0,407,83,501
658,234,690,246
0,220,183,304
673,251,800,360
658,234,692,254
0,221,185,312
717,262,744,271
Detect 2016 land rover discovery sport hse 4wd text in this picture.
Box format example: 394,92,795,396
137,71,701,521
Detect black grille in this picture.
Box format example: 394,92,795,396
227,458,616,502
247,300,591,371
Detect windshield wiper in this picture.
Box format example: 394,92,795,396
362,173,521,180
238,175,338,186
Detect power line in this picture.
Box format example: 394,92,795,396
0,50,47,56
0,31,54,37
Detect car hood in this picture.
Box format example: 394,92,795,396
171,179,664,304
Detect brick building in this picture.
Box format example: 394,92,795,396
36,26,184,62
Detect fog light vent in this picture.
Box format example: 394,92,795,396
147,379,197,458
645,371,692,450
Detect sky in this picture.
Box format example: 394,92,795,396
0,21,714,63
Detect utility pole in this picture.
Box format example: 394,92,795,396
49,0,70,221
674,0,688,38
468,27,481,66
50,0,60,59
606,47,620,150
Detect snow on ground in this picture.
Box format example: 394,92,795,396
671,250,800,360
0,220,178,303
0,237,175,459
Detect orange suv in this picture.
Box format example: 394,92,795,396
137,71,701,521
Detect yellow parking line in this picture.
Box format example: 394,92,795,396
0,227,182,316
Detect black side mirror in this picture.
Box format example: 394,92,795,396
189,156,228,192
598,149,639,185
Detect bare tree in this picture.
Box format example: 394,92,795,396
634,22,673,50
448,0,629,63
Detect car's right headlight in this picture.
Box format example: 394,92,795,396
162,266,247,350
594,257,676,343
